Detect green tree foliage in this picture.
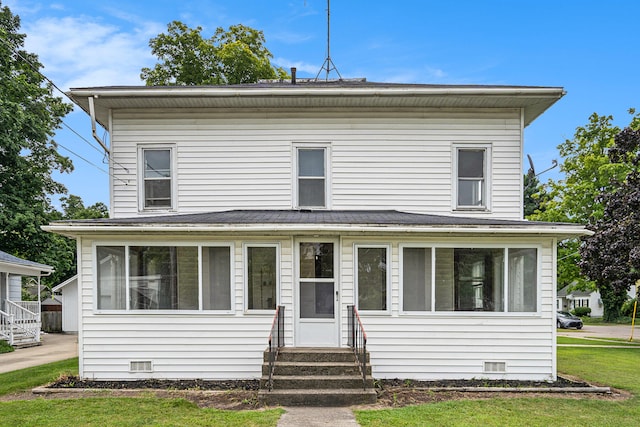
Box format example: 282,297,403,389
0,3,72,267
140,21,287,85
580,123,640,321
529,111,639,293
0,3,108,291
523,172,549,217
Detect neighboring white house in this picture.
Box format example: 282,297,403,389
557,284,637,317
45,81,589,382
0,250,54,346
52,275,79,333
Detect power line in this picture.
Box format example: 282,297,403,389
0,33,130,182
56,142,108,175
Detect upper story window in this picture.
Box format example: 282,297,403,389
454,145,491,210
296,145,329,209
140,146,174,210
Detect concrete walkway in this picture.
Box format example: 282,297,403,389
277,407,359,427
557,324,640,341
0,333,78,373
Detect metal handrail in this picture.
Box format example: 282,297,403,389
267,305,285,391
347,305,368,389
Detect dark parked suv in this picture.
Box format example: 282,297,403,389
557,311,583,329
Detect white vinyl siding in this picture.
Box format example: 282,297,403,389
78,234,554,381
110,109,522,219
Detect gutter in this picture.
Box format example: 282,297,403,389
87,96,109,155
69,86,566,100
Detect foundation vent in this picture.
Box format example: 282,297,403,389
483,361,506,373
130,361,153,372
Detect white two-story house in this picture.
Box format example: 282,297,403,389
45,81,587,382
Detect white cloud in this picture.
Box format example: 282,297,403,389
22,15,159,89
273,57,319,76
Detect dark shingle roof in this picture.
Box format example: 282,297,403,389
55,209,580,229
0,250,53,271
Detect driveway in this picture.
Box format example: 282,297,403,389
0,333,78,373
558,324,640,340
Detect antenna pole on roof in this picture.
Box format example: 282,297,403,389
315,0,342,81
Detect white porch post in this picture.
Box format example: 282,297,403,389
36,277,41,342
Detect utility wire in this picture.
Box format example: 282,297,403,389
0,33,130,181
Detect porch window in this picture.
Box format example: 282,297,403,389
402,247,432,311
202,246,232,310
431,247,537,312
95,244,232,312
246,245,278,310
508,248,537,312
96,246,126,310
141,147,173,210
296,146,327,208
356,245,389,311
129,246,198,310
455,146,490,209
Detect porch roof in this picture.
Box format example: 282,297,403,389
0,250,54,276
44,209,589,238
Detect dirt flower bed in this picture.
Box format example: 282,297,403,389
49,376,260,391
378,376,590,389
1,375,622,410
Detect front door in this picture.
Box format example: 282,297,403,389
295,240,339,346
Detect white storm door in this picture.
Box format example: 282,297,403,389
295,240,339,346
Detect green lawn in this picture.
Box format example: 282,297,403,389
0,398,282,427
0,358,77,396
2,342,639,426
0,359,283,427
355,342,640,427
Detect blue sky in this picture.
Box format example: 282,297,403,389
4,0,639,209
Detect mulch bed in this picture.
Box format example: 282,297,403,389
0,375,623,410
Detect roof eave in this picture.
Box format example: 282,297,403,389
43,223,590,238
67,85,565,129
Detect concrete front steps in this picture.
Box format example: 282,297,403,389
258,347,377,406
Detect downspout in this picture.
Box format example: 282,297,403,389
88,96,110,155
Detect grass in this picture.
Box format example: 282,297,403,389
355,343,640,426
3,341,640,426
0,398,283,427
0,340,13,354
0,358,77,396
0,357,282,427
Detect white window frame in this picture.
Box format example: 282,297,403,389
452,143,492,211
399,243,541,315
293,143,331,209
138,145,177,212
354,243,391,314
93,241,234,314
399,243,435,314
243,243,280,314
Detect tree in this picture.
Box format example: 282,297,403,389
523,172,549,217
140,21,287,86
529,112,639,293
0,3,73,266
0,4,109,292
580,123,640,321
